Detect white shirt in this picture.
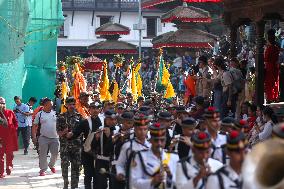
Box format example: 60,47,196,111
131,149,179,189
176,157,223,189
26,104,33,126
34,110,58,138
258,120,273,141
206,165,242,189
211,133,227,163
116,138,150,176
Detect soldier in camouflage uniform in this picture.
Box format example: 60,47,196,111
56,97,82,189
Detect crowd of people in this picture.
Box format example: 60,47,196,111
0,29,283,189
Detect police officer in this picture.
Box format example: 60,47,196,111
115,112,151,189
176,131,223,189
169,117,196,159
66,101,103,189
92,109,117,189
206,131,248,189
130,122,179,189
56,97,82,189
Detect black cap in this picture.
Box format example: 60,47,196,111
203,106,220,120
149,123,167,139
272,123,284,139
233,119,249,130
66,97,76,104
143,99,153,106
221,117,236,128
119,111,134,121
116,102,125,109
79,92,90,98
105,109,117,118
127,92,133,97
226,131,247,151
192,131,211,149
157,111,174,121
134,112,150,126
181,118,197,129
198,55,208,64
176,105,187,113
90,101,102,108
137,96,145,102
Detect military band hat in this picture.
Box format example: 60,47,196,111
181,117,197,129
143,99,153,106
134,112,150,126
176,105,187,113
89,101,102,108
104,109,117,119
157,111,174,121
126,92,133,97
272,123,284,139
116,102,125,109
192,131,211,149
233,119,249,131
65,97,76,104
137,96,145,102
119,111,134,122
221,117,236,128
165,103,175,110
226,130,247,151
194,96,205,106
149,123,167,139
203,106,220,120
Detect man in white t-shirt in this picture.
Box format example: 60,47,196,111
32,98,59,176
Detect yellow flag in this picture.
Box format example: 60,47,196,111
131,66,138,101
99,61,111,101
164,81,176,99
112,81,119,103
161,63,170,86
137,73,143,97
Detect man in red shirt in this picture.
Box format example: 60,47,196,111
0,97,18,178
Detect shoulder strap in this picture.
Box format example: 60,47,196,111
125,150,137,189
180,156,191,180
137,150,155,177
38,111,43,125
216,170,225,189
86,116,92,131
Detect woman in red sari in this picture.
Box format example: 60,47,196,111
264,29,280,103
0,97,18,178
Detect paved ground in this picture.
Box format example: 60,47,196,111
0,148,84,189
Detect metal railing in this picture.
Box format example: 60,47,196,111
62,0,140,11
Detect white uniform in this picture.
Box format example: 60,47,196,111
116,139,150,176
176,157,223,189
211,133,227,164
130,149,179,189
206,165,242,189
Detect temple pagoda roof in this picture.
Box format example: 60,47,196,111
95,22,130,36
142,0,221,9
152,28,217,49
88,40,137,54
161,5,211,23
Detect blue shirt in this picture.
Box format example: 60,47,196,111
14,103,29,127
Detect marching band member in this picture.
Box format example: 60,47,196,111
115,112,151,189
204,107,226,163
110,111,135,189
156,111,175,150
176,131,223,189
169,117,196,159
206,131,248,189
130,123,179,189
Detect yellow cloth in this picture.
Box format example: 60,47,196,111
164,81,176,99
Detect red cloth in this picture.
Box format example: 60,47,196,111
0,109,18,153
247,116,256,131
264,44,280,102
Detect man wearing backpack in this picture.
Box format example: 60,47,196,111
66,101,103,189
206,131,247,189
32,98,59,176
